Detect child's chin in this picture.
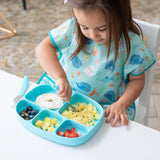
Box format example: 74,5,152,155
94,40,105,45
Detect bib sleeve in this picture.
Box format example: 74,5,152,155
124,33,156,77
49,18,76,53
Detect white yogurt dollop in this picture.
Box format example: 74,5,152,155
36,93,63,109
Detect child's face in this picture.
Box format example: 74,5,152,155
73,8,109,45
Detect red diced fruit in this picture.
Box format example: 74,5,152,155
69,132,79,138
70,127,76,133
57,127,80,138
64,131,70,137
66,129,70,133
57,131,64,136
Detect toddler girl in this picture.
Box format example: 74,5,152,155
36,0,156,127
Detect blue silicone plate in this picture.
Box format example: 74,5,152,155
16,84,104,146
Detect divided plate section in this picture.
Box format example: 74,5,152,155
25,85,63,110
27,109,64,143
16,100,41,121
57,120,88,136
54,120,89,146
32,110,63,132
59,93,104,128
25,85,57,103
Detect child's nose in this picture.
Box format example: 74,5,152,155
90,30,98,40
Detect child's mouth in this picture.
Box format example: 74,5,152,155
94,39,103,43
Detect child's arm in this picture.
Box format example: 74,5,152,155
36,36,72,102
105,73,145,127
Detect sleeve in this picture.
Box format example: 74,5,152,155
49,17,76,52
124,33,156,77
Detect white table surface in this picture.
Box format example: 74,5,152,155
0,70,160,160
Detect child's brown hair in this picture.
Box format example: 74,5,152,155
68,0,142,61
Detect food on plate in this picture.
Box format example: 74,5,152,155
57,127,80,138
62,102,100,126
36,93,63,109
35,117,60,132
19,105,38,120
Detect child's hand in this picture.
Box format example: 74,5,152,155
55,78,72,102
105,102,129,127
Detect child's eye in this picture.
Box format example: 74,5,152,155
98,28,107,32
79,25,88,30
81,27,88,30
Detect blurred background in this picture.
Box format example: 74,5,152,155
0,0,160,130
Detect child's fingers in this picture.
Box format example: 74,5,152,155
105,108,110,117
120,114,128,126
105,112,114,123
61,97,69,102
111,114,120,127
57,84,65,95
58,85,72,102
58,84,69,96
64,86,72,102
60,85,68,96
